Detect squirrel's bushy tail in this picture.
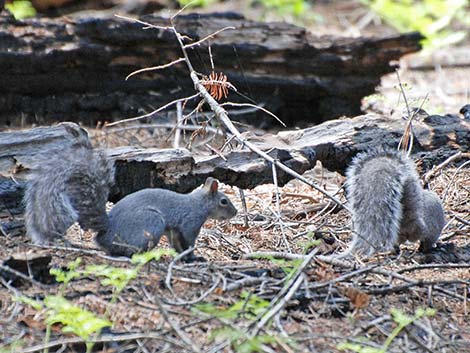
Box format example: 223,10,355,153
24,144,114,245
344,149,420,257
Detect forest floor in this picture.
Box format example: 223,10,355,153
1,0,470,352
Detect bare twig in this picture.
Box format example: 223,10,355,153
106,93,200,127
184,26,236,49
271,162,291,252
174,102,183,148
125,58,186,80
221,102,286,127
423,151,470,184
153,296,202,353
442,159,470,202
249,248,319,336
107,122,226,137
238,188,249,228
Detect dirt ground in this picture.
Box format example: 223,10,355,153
1,0,470,352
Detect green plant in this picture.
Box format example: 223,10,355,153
194,290,270,320
210,327,278,353
5,0,36,19
254,0,307,17
338,307,436,352
50,258,83,295
84,249,175,315
44,296,112,353
176,0,217,8
362,0,467,49
131,248,177,267
195,291,295,352
0,340,24,353
297,236,322,254
18,250,174,353
251,253,303,279
18,295,111,353
84,264,138,294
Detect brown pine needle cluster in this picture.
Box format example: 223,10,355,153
201,71,230,101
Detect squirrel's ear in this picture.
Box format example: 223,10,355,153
204,177,218,193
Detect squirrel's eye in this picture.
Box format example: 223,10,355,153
220,198,228,206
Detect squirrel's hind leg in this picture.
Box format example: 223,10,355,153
398,178,426,243
98,207,165,256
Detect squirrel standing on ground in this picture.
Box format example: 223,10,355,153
341,148,445,258
24,128,237,261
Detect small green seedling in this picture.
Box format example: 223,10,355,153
338,307,436,352
194,290,270,320
210,327,278,353
5,0,36,19
44,296,111,353
50,258,83,295
84,264,138,294
18,295,111,353
0,340,24,353
176,0,217,8
251,253,303,280
131,248,177,268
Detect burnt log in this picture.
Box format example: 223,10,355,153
1,113,469,206
0,12,422,128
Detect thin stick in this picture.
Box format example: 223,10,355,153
442,159,470,202
189,72,346,210
174,102,183,148
153,296,202,353
238,188,249,228
184,27,236,49
126,58,185,80
424,151,470,184
221,102,286,127
107,122,226,136
105,93,200,127
272,162,291,252
249,249,319,336
115,14,173,31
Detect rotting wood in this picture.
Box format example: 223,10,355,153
1,113,469,206
0,12,422,127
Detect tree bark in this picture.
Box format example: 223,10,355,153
0,12,422,127
1,113,468,206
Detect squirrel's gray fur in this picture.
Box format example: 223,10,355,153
24,131,237,260
342,148,445,257
24,128,114,245
96,179,238,259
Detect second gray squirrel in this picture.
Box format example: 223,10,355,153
342,148,445,257
96,177,237,259
25,132,237,261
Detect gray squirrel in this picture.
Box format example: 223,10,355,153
24,133,237,261
341,148,445,258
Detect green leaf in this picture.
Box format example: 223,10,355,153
44,295,111,341
84,264,138,292
50,258,82,285
16,295,43,311
5,0,36,19
236,335,278,353
131,248,176,266
390,308,413,326
364,0,467,49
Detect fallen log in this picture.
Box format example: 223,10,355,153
1,113,469,207
0,12,422,127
